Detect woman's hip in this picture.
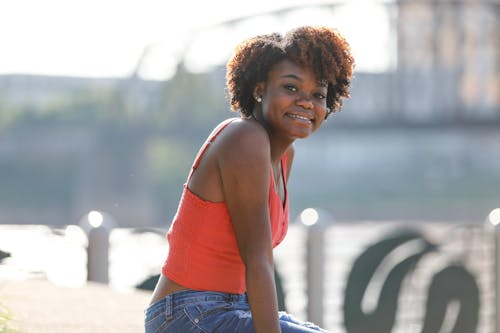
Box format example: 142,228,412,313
144,289,329,333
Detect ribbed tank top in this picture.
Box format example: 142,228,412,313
162,118,289,294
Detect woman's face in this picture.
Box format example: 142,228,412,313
256,59,328,140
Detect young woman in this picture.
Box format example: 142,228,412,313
145,26,354,333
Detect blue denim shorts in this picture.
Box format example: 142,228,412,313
144,289,329,333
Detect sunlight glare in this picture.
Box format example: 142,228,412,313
301,208,319,226
489,208,500,226
88,211,104,228
184,25,235,73
331,1,394,72
0,0,394,78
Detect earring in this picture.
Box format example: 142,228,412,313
255,96,262,103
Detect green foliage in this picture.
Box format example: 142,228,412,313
0,68,233,224
153,65,229,133
0,66,230,134
0,82,137,131
0,302,20,333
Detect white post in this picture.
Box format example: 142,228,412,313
301,208,333,327
487,208,500,333
79,210,116,284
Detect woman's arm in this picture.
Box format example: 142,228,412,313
217,121,282,333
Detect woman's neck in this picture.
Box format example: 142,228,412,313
250,113,293,162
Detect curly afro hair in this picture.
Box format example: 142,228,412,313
226,26,355,118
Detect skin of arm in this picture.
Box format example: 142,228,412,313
217,120,282,333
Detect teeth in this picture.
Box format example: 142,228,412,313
288,114,311,122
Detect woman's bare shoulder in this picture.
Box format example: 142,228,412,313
214,118,270,157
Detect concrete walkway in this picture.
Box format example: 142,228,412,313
1,279,151,333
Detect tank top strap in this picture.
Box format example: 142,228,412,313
187,118,238,182
281,152,288,184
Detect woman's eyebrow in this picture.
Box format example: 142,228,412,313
280,73,302,81
281,74,328,88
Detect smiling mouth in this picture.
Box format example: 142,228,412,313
286,113,313,124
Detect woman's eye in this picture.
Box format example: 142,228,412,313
314,93,326,100
284,84,297,92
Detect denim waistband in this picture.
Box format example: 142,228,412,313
147,290,247,319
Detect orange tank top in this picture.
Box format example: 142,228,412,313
162,118,289,294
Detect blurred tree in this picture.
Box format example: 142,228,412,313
153,64,229,137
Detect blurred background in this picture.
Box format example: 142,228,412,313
1,0,500,332
0,0,499,228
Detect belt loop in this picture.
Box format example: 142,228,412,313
224,293,234,303
165,294,174,319
228,293,241,303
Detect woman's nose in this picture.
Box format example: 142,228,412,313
296,95,314,109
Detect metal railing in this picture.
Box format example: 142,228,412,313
1,207,499,332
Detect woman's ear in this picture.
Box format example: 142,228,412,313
253,82,265,101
